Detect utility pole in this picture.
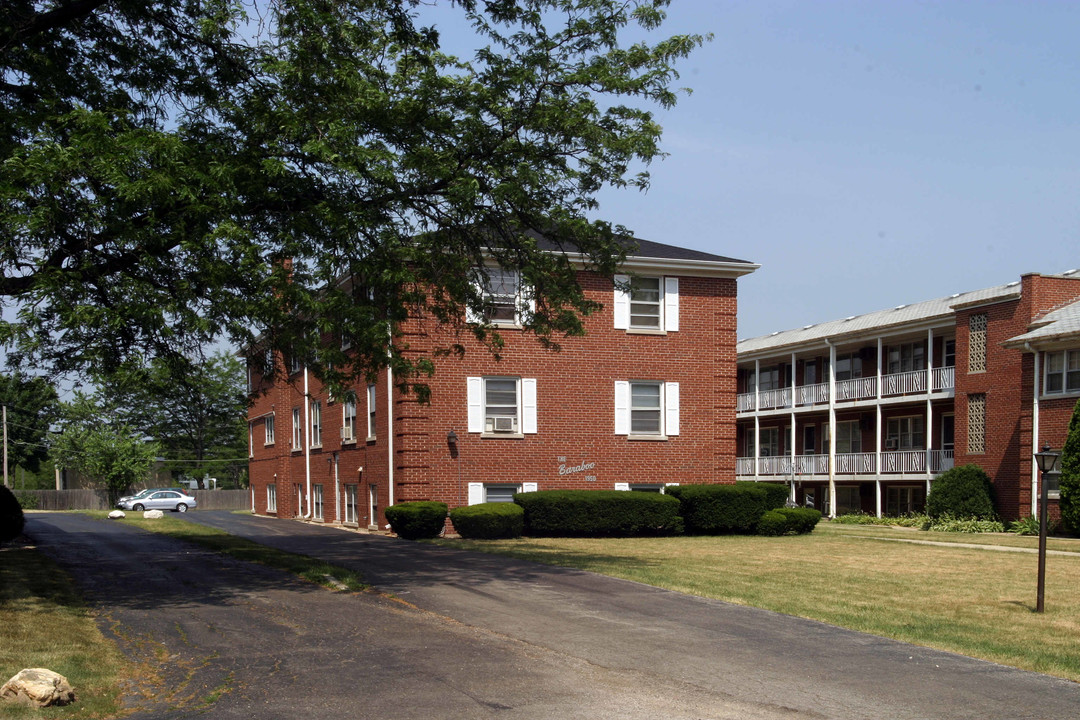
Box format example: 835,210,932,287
3,405,8,488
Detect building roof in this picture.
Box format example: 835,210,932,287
738,280,1024,357
1004,298,1080,348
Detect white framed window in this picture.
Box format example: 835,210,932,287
267,483,277,513
467,481,538,505
288,352,302,375
832,352,863,381
366,384,377,439
265,416,275,446
943,339,956,368
310,400,322,447
613,275,679,332
886,486,925,516
886,416,924,451
826,420,862,453
342,396,357,442
291,407,302,450
1044,350,1080,395
887,343,925,374
614,380,679,438
755,365,783,392
344,484,359,524
312,484,323,521
467,267,532,326
466,377,538,435
834,486,861,514
248,422,254,457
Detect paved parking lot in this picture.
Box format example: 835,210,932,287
26,511,1080,719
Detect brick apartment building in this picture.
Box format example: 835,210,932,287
246,238,758,528
736,270,1080,521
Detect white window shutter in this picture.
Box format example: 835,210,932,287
665,382,680,436
614,381,630,435
664,277,679,331
518,277,535,325
467,377,483,433
522,378,538,434
521,482,538,493
466,275,482,324
614,482,630,491
613,274,630,329
467,482,484,506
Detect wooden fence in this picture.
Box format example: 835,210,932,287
13,488,251,512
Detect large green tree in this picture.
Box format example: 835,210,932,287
0,371,59,479
1,0,706,394
52,395,162,503
104,352,249,488
1058,399,1080,533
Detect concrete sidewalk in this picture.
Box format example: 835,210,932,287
183,511,1080,720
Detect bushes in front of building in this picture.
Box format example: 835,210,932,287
385,501,448,540
0,485,26,544
449,502,524,539
757,507,822,536
1059,398,1080,534
664,482,788,534
514,490,683,537
925,465,997,520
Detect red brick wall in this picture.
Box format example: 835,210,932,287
248,268,742,525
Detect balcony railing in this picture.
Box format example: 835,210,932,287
735,449,955,477
738,365,956,413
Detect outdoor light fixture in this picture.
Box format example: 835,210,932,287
447,430,462,506
446,430,458,445
1033,443,1061,613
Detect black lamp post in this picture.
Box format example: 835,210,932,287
1033,443,1061,613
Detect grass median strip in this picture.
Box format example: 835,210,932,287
435,522,1080,682
0,544,130,720
83,512,367,593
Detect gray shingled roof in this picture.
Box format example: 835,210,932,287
526,229,753,265
1004,299,1080,347
738,281,1023,356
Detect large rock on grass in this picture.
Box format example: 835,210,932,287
143,509,164,519
1,668,76,707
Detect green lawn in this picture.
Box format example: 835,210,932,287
0,545,130,719
435,522,1080,682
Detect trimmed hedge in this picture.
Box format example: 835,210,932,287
756,511,788,536
665,482,788,534
384,501,448,540
450,502,524,539
514,490,683,537
0,484,25,544
926,465,996,520
774,507,822,534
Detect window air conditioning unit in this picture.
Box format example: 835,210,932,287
493,417,516,433
341,427,355,441
885,439,898,450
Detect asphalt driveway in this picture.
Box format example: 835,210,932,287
24,511,1080,719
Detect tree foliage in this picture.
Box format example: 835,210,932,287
0,371,59,474
1058,399,1080,533
101,352,249,488
1,0,707,394
51,396,161,503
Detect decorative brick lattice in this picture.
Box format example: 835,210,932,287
967,393,986,454
968,313,987,373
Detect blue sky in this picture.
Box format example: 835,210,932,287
582,1,1080,339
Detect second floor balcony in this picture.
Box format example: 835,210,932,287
737,366,954,414
736,449,955,478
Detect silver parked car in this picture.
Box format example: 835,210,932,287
120,490,197,513
116,487,193,508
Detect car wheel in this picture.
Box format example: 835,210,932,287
133,503,144,511
176,503,188,513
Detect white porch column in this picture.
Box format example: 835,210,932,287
926,328,934,482
875,337,883,517
790,351,797,481
827,340,837,518
875,478,882,517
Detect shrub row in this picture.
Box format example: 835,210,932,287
449,502,524,539
664,482,788,534
383,501,448,540
514,490,683,537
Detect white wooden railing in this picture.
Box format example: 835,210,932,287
881,370,926,396
932,367,955,392
757,456,793,475
930,449,954,473
835,377,877,402
881,450,926,474
796,383,829,406
737,393,755,412
736,457,755,475
793,454,829,475
835,452,876,474
757,388,792,410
